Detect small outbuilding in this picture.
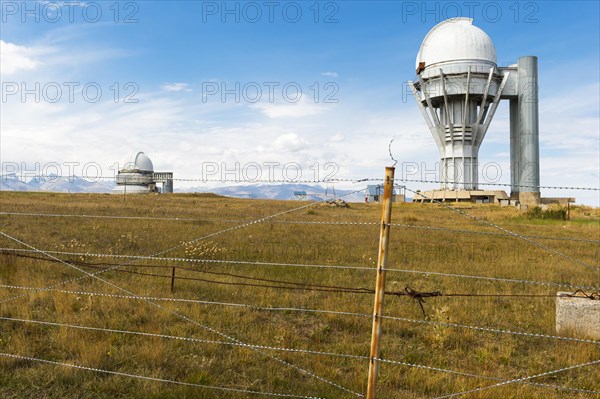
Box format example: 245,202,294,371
412,190,509,204
365,185,405,203
112,151,173,194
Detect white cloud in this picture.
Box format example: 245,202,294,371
329,133,345,143
3,83,597,204
251,98,329,118
272,133,308,152
538,83,600,151
0,40,40,75
0,36,131,82
161,83,192,92
1,32,597,205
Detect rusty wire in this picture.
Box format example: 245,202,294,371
3,283,599,346
3,249,585,322
3,247,598,292
559,289,600,300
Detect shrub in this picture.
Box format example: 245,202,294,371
526,206,567,220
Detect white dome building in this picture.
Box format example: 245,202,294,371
120,151,154,173
112,151,158,194
416,17,496,75
411,18,504,191
408,17,541,205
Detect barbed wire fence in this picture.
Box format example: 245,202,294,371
0,169,599,398
4,172,600,191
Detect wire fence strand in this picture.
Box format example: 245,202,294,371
2,248,597,291
0,352,323,399
4,174,599,191
2,316,597,396
0,190,369,398
1,249,594,302
432,359,600,399
1,181,598,397
403,186,600,274
2,283,598,345
2,211,598,244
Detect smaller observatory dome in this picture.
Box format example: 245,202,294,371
112,151,157,195
119,151,154,173
416,18,496,73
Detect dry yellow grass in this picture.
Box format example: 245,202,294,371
0,191,598,398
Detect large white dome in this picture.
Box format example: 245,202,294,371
416,18,496,72
119,151,154,173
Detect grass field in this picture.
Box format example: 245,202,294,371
0,191,599,398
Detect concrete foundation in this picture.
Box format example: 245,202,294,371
556,292,600,340
412,190,509,204
541,197,576,205
519,191,541,206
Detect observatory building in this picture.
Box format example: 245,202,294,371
112,151,173,194
409,18,541,205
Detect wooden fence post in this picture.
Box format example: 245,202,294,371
366,166,395,398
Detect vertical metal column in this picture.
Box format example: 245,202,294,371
165,178,173,193
509,99,520,197
366,166,395,399
518,56,541,203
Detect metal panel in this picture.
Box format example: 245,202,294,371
518,56,540,194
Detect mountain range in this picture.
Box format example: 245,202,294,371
0,174,114,193
0,174,366,202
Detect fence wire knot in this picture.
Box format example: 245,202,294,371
560,290,600,300
401,286,443,319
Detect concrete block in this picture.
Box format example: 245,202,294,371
519,191,541,206
556,292,600,340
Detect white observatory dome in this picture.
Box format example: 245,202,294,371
416,18,496,73
112,151,156,194
119,151,154,173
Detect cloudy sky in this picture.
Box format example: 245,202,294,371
1,1,598,204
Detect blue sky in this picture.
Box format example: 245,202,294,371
1,1,599,204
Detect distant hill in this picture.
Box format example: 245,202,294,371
0,174,114,193
0,175,366,201
176,183,366,202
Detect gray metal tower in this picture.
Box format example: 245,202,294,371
408,18,540,204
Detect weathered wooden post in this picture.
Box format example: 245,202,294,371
366,166,395,399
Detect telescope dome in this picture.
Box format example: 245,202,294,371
119,151,154,173
416,18,496,73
